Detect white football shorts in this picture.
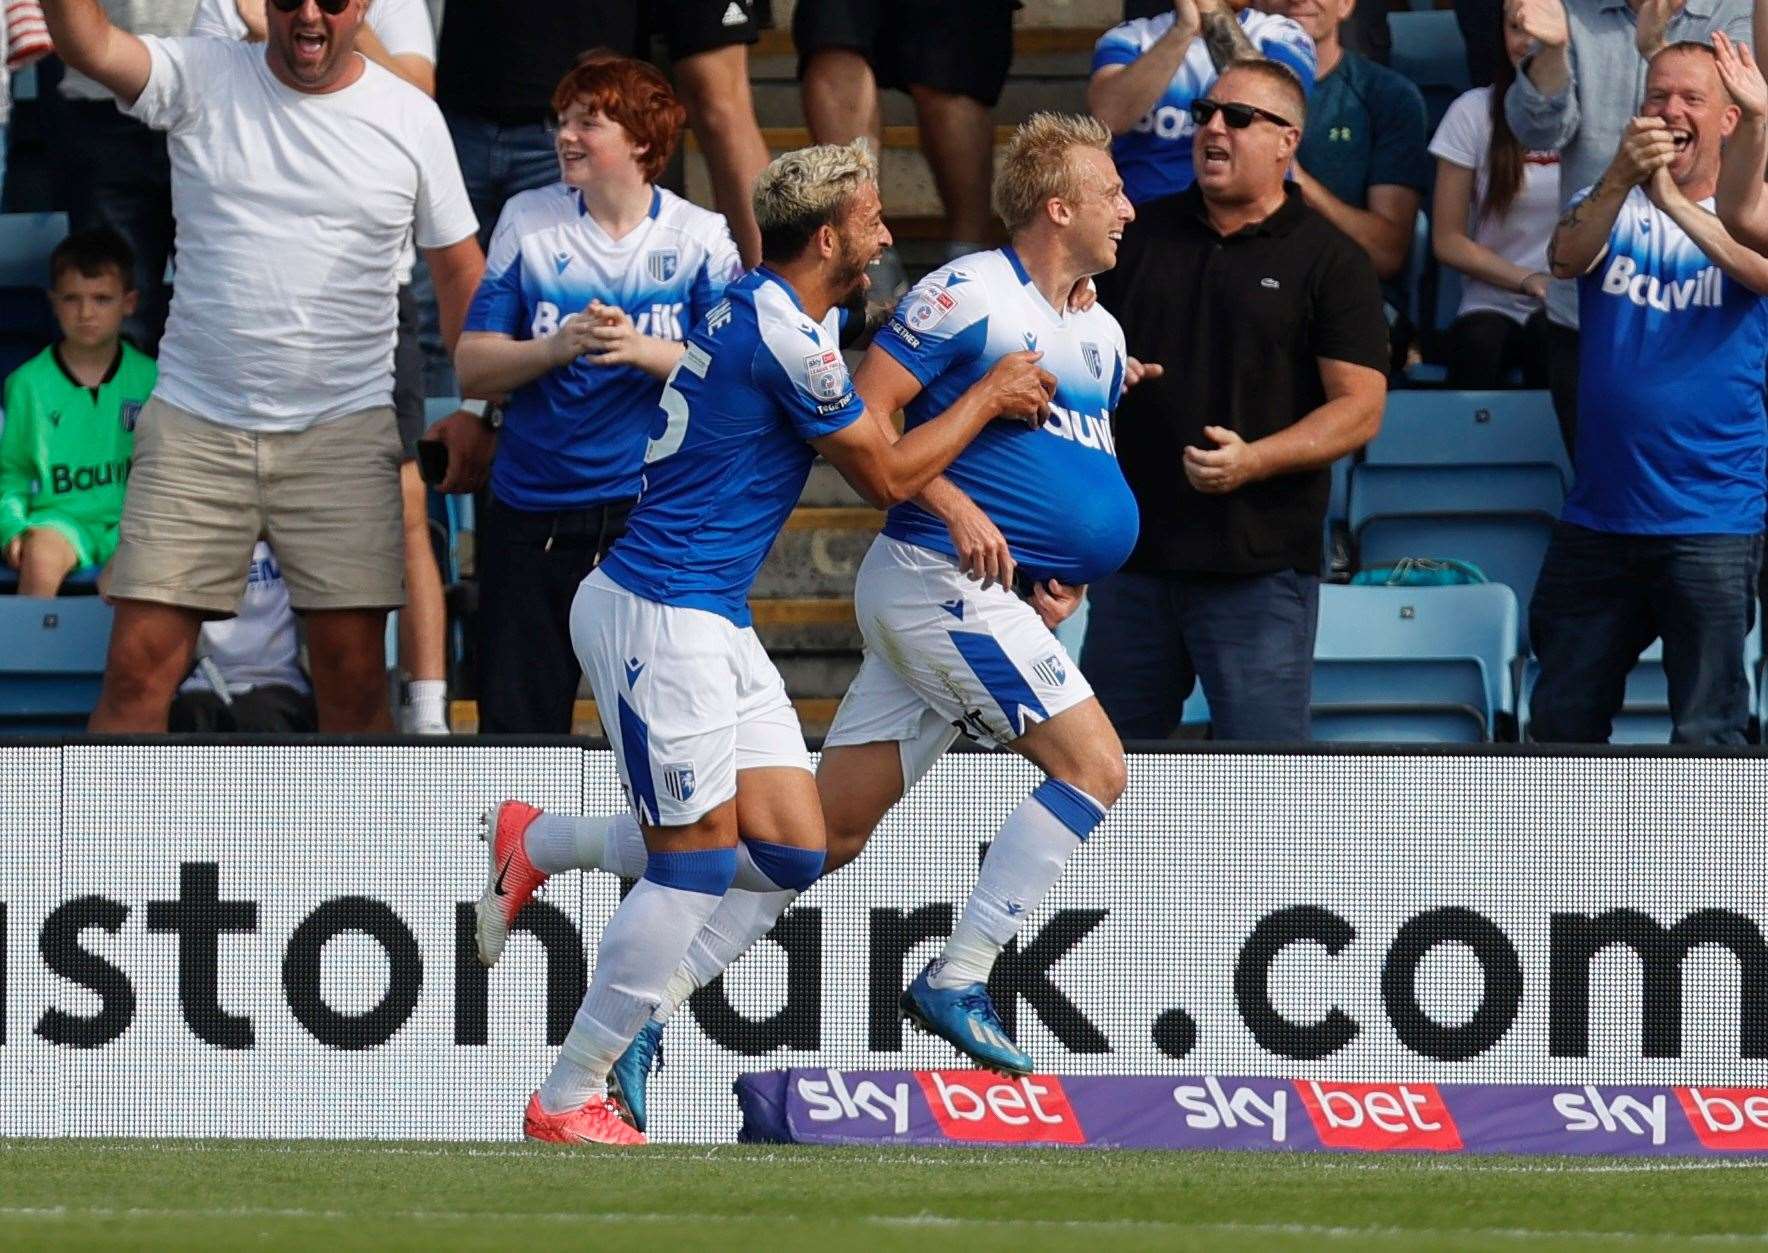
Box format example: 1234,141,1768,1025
572,568,813,827
825,535,1094,789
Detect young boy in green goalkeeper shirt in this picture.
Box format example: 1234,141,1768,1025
0,228,154,595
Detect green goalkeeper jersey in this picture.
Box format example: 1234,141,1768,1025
0,343,155,559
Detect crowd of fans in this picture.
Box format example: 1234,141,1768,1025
1,0,1760,746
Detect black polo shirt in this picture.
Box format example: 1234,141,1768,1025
1095,183,1388,576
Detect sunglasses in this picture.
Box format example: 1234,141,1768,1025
1189,98,1295,131
268,0,351,14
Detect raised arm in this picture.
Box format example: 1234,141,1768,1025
354,20,435,96
1087,0,1204,135
1649,165,1768,294
1503,0,1581,151
1196,0,1261,70
1714,33,1768,251
41,0,152,104
813,351,1053,509
1548,119,1670,277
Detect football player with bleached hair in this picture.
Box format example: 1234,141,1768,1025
471,135,1055,1146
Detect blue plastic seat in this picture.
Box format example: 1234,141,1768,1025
1312,583,1519,742
1388,10,1471,130
1349,462,1561,647
1367,390,1571,487
0,212,67,289
0,597,113,732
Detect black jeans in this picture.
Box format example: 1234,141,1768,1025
51,100,173,353
1445,309,1551,390
1547,321,1579,459
1529,522,1762,745
476,495,632,733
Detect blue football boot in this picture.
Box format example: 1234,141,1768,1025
900,961,1033,1077
608,1019,664,1133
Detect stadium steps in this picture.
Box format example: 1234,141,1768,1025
684,14,1102,229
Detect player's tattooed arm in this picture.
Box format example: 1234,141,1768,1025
1198,0,1261,70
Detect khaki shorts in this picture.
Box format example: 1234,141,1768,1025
108,397,405,615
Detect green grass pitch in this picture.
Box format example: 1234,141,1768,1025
5,1140,1768,1251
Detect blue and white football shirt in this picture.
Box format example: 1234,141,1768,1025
1093,11,1316,205
1570,186,1768,535
465,184,743,511
876,248,1140,586
599,267,865,624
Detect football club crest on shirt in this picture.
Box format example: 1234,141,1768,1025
662,762,696,804
119,401,143,432
1081,342,1102,379
804,348,847,401
647,249,680,283
1033,652,1068,687
906,288,957,332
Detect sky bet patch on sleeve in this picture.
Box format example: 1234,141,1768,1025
904,288,958,333
804,349,848,402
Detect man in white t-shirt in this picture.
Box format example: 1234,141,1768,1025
188,0,456,737
43,0,483,733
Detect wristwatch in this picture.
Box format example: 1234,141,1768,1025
460,398,503,431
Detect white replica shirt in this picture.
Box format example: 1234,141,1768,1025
180,542,310,696
126,37,477,430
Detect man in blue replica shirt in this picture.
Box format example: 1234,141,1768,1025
455,55,743,732
1089,0,1316,205
1536,41,1768,744
477,140,1055,1147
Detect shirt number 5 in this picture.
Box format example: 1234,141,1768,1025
645,344,710,465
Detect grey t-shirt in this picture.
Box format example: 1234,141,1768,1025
59,0,201,99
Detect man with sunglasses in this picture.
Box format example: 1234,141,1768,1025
1086,61,1390,743
43,0,484,733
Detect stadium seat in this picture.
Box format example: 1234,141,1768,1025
0,212,64,379
1522,622,1762,742
1312,583,1519,741
1388,10,1471,130
0,596,113,732
1349,462,1561,647
0,211,67,288
1366,390,1572,487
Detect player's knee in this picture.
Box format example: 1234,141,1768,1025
822,821,873,875
740,836,825,890
643,844,740,896
1052,749,1125,811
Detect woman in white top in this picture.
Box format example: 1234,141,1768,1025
1428,6,1560,389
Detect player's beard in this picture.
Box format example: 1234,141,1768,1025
830,229,872,303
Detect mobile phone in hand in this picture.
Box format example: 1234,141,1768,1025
416,437,449,487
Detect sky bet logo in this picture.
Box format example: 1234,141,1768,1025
1600,255,1722,311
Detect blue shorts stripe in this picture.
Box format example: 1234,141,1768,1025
1031,778,1106,841
617,694,661,825
643,847,739,896
948,628,1049,735
741,837,826,889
